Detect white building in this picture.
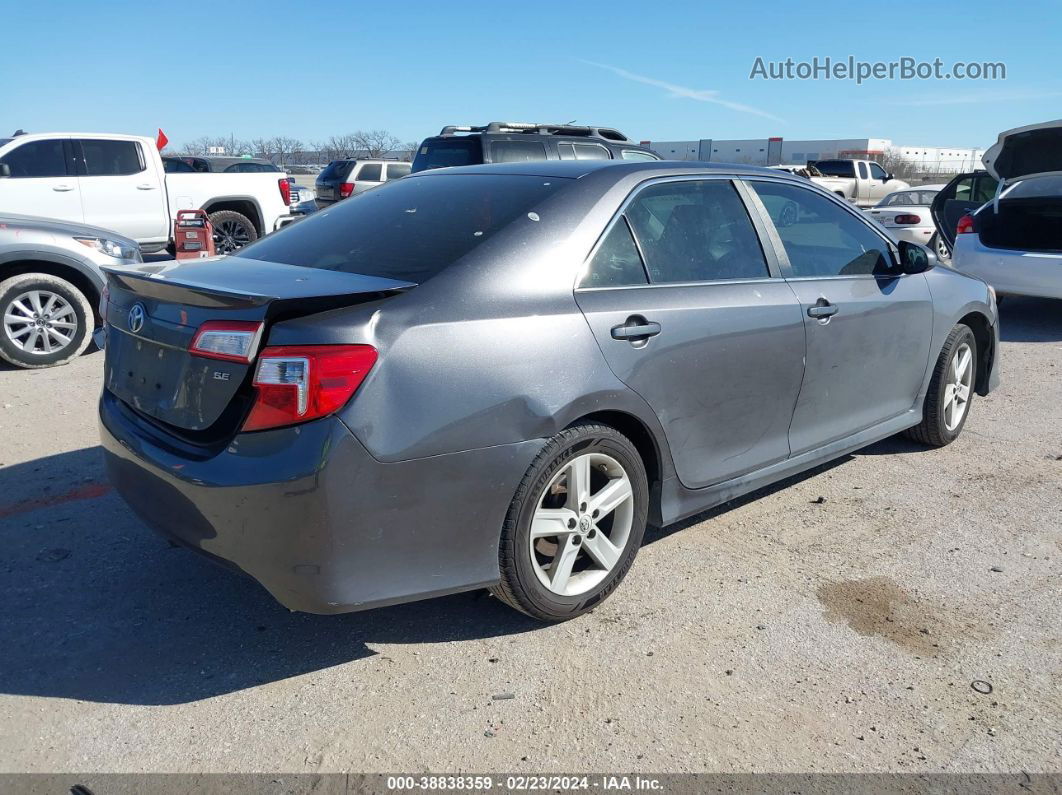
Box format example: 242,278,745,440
645,136,985,176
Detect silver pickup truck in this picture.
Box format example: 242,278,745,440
811,159,910,208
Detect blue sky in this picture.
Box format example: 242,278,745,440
3,0,1060,150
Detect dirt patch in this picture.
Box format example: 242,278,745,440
816,576,945,656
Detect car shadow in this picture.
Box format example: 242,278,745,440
998,296,1062,342
0,447,542,706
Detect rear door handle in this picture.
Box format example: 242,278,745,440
611,317,661,341
52,184,74,192
807,301,839,319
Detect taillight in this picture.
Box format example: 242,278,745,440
190,320,264,363
339,182,355,198
278,178,292,206
243,345,378,432
956,214,975,235
893,214,921,225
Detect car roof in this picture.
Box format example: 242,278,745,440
411,160,788,180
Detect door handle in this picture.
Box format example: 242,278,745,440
611,317,661,341
136,184,156,190
52,184,74,192
807,300,839,319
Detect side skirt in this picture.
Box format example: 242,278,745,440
658,410,920,526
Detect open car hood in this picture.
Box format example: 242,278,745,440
982,119,1062,182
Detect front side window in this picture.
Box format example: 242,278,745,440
869,162,888,180
750,181,893,277
953,177,975,201
79,139,144,176
624,180,770,283
621,150,659,162
0,139,68,178
490,140,547,163
580,218,647,288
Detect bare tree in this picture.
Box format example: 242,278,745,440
268,136,303,167
353,129,401,158
401,141,420,162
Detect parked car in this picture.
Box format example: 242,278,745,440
98,161,999,622
866,185,945,248
410,121,660,174
314,159,411,207
0,133,294,255
938,119,1062,299
177,156,282,174
810,159,910,207
768,164,822,178
930,171,1000,262
0,213,140,368
162,156,196,173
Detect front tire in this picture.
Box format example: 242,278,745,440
491,423,649,621
905,323,977,447
0,273,93,369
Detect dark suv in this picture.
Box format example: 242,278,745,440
410,122,660,173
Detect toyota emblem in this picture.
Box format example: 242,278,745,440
128,303,146,334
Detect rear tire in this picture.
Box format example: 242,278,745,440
491,422,649,622
905,323,977,447
0,273,93,369
931,233,951,264
208,210,258,254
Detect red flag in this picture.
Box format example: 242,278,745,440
156,129,169,151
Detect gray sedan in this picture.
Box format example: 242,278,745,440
98,161,1000,621
0,213,141,368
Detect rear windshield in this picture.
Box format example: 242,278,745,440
411,138,482,173
319,160,355,181
1001,174,1062,199
814,160,857,178
235,174,567,283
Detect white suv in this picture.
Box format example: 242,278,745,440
314,159,411,208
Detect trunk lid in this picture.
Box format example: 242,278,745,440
982,119,1062,182
101,257,412,433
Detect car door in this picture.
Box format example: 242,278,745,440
0,137,83,223
745,178,934,456
930,172,1000,249
575,176,806,489
868,161,892,203
75,138,169,242
352,162,382,194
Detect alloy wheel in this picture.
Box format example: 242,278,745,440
3,289,78,356
943,342,973,431
214,220,252,253
529,452,635,597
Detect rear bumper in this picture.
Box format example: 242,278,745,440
99,390,543,613
953,238,1062,299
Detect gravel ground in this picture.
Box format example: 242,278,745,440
0,296,1059,774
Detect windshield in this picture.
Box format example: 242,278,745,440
411,138,482,173
235,173,567,284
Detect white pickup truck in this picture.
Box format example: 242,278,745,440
810,159,910,208
0,132,294,254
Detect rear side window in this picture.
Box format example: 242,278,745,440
624,180,770,283
573,144,611,161
750,181,892,277
411,138,482,172
857,162,869,179
0,139,68,177
236,174,567,284
491,141,547,163
79,139,144,176
581,219,648,288
386,162,411,180
356,163,383,181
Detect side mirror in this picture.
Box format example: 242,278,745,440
884,172,893,182
897,240,935,274
0,163,9,178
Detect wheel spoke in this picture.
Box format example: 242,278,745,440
4,313,32,326
49,319,77,330
548,534,581,592
45,327,71,346
566,456,592,510
588,477,632,520
28,291,44,314
530,508,577,539
8,324,32,339
582,531,621,571
943,383,956,406
956,383,971,403
24,329,41,352
955,348,971,380
9,299,33,318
